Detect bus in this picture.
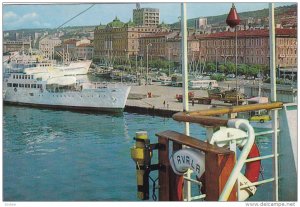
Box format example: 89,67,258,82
188,79,218,89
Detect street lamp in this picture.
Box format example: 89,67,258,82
168,48,172,76
146,43,152,85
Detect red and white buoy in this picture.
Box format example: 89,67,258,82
226,3,240,28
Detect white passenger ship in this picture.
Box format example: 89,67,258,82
24,60,92,76
3,73,131,113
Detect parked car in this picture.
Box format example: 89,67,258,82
247,76,255,80
226,74,235,78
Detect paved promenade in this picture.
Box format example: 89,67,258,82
125,82,212,115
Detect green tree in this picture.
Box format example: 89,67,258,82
225,62,235,74
218,64,226,73
206,62,216,73
211,73,226,81
237,64,248,75
260,65,269,76
247,65,259,77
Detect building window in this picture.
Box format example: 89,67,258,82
7,83,12,87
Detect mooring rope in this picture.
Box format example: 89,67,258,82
149,175,159,201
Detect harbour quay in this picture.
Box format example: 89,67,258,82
124,80,297,117
125,82,211,117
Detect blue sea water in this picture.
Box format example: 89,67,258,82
3,105,273,201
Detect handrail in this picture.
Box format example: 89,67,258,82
172,102,283,127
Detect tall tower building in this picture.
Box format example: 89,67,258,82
133,4,160,27
195,17,207,29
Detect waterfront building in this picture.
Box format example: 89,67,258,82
138,31,200,63
3,40,30,53
54,38,93,61
197,28,297,69
76,43,94,60
93,17,169,63
39,37,62,60
165,34,200,63
139,31,178,60
54,39,77,62
133,4,160,27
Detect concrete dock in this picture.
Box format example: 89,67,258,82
125,82,212,117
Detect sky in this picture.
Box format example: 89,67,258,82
2,2,296,31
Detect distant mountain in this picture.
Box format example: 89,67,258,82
4,25,96,34
170,4,297,28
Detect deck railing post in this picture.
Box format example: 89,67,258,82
158,136,170,201
205,151,237,201
158,138,184,201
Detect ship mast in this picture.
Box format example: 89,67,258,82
269,2,279,201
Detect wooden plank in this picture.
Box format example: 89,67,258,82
156,130,232,155
205,151,237,201
169,142,183,201
158,137,170,201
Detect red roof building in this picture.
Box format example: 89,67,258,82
196,28,297,68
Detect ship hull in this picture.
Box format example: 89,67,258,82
3,85,131,113
3,101,125,113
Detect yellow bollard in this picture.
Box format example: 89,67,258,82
130,131,151,200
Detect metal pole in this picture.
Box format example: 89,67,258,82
215,48,218,73
146,44,149,85
136,54,138,80
269,3,278,201
168,48,171,77
235,27,238,106
181,2,191,201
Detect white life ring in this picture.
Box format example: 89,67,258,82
169,148,205,200
170,148,205,178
